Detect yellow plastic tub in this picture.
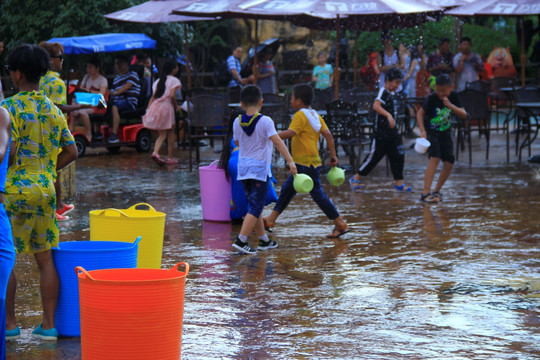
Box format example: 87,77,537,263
90,203,166,269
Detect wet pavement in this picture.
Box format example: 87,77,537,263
6,133,540,359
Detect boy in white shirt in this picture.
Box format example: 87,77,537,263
232,85,296,254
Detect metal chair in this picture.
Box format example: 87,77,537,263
186,94,228,170
489,77,515,132
514,86,540,161
466,80,490,93
312,88,333,111
458,89,491,163
261,93,289,131
324,100,371,169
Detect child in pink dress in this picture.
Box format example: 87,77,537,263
143,59,181,165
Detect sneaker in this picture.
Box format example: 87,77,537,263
32,324,58,341
258,239,278,250
232,237,257,254
93,132,103,141
107,133,119,143
56,213,69,221
5,326,20,341
56,203,74,216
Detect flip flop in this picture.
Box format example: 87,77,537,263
394,184,412,192
326,227,351,239
263,218,274,233
349,176,362,192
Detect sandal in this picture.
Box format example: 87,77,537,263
394,184,412,192
326,226,351,239
349,176,362,192
263,217,274,233
151,152,165,166
421,192,439,203
165,158,179,165
432,191,443,201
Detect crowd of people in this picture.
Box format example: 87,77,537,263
0,30,522,350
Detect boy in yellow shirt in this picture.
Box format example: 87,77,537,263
264,84,349,238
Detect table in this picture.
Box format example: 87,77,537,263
514,102,540,161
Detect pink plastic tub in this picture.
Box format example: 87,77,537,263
199,160,231,222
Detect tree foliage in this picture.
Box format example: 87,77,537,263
0,0,186,58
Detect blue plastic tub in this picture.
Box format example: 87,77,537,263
52,238,140,337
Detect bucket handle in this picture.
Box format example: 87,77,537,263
170,262,190,275
127,203,157,212
75,266,95,281
132,236,142,247
93,208,129,217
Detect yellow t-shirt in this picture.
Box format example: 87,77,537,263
289,110,328,167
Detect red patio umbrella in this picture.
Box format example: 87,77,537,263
104,0,213,89
447,0,540,85
173,0,442,98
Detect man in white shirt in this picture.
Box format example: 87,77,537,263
453,37,484,92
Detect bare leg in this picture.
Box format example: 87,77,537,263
434,161,453,193
112,105,120,134
253,217,265,237
54,178,64,210
333,216,348,231
153,130,167,156
423,157,440,195
395,179,403,187
167,129,175,159
240,214,259,238
6,271,17,330
34,250,59,330
80,112,92,142
68,114,77,132
264,210,280,228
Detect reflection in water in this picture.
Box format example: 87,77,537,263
7,149,540,359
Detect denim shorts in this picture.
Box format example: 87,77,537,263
111,97,136,113
241,178,269,218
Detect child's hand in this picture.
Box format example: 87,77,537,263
288,161,297,176
420,130,427,139
330,156,338,166
387,115,396,129
442,97,452,108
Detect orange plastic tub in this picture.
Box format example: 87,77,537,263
76,262,189,360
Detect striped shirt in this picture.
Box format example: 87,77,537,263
112,71,140,107
227,55,241,88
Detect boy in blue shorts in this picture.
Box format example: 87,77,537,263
232,85,297,254
417,74,467,203
263,84,349,239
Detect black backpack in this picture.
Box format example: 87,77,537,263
214,60,232,86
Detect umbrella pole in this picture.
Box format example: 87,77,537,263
184,23,192,90
334,14,340,100
253,19,259,84
520,17,526,86
353,31,359,88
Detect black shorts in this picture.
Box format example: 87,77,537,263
427,131,455,164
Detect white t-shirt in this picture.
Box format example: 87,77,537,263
233,115,277,181
453,52,483,92
80,74,108,92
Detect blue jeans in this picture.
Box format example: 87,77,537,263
0,204,15,358
273,164,340,220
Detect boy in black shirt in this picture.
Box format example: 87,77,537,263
350,67,411,192
417,74,467,203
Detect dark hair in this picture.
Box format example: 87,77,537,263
317,52,327,57
436,73,452,86
115,54,130,65
460,37,472,45
218,114,236,180
231,45,242,52
292,84,314,106
154,59,178,99
240,85,262,106
381,30,393,42
87,56,101,70
7,44,49,83
439,37,450,46
385,67,403,82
